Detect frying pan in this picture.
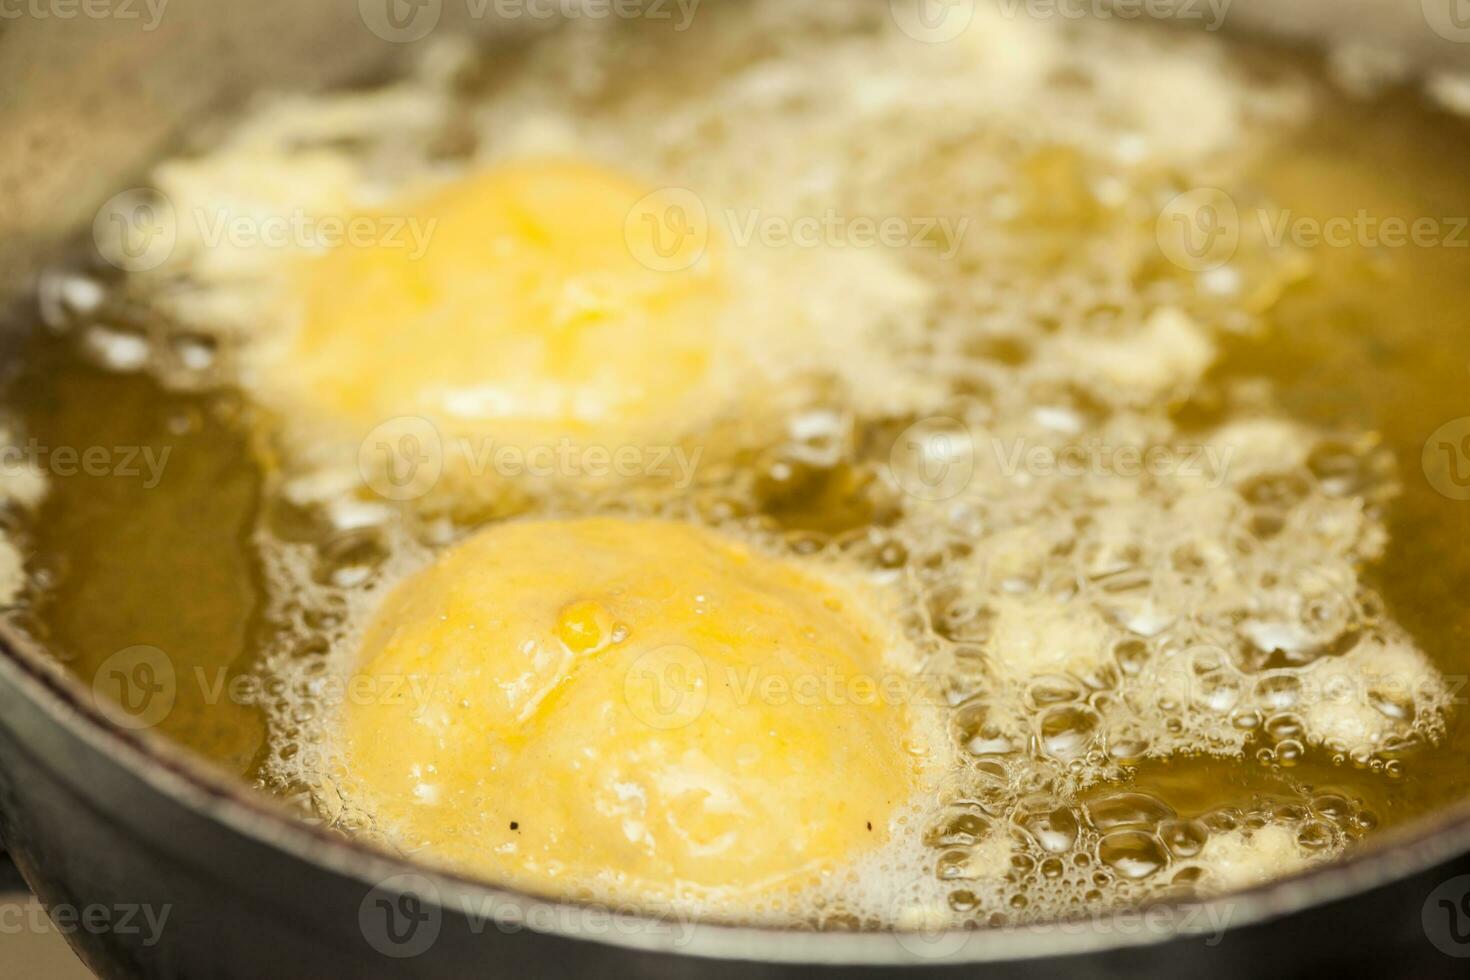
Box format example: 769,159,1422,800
4,2,1470,976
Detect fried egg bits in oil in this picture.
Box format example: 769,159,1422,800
336,517,938,911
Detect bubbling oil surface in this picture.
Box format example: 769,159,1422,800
7,0,1470,931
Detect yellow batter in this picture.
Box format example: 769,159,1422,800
340,517,927,906
279,161,722,449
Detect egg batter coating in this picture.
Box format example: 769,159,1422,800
339,518,927,906
278,161,722,448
